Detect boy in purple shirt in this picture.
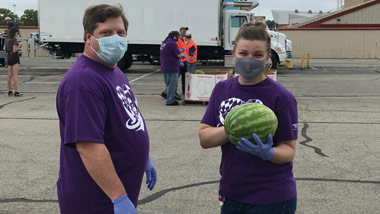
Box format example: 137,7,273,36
199,22,298,214
56,4,156,214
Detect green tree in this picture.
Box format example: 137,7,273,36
0,8,18,26
20,9,38,26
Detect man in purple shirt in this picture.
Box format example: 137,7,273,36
56,4,156,214
160,31,183,106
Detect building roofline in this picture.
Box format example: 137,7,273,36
292,0,380,28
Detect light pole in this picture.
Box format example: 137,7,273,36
12,4,16,14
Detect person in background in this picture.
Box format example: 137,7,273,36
5,17,21,37
177,26,189,95
160,26,188,98
185,32,197,72
160,31,183,106
199,22,298,214
56,4,156,214
1,29,8,68
5,27,22,96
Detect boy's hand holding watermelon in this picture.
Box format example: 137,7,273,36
236,133,274,160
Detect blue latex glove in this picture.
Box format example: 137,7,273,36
241,99,253,105
112,194,136,214
179,60,184,67
236,134,274,160
179,48,185,52
145,157,157,190
181,54,187,59
241,99,263,105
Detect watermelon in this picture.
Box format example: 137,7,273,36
224,103,278,145
195,70,205,74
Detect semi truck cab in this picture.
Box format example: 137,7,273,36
222,3,291,69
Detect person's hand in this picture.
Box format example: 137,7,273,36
181,54,187,59
179,60,184,67
236,134,274,160
145,157,157,190
179,48,185,52
112,194,136,214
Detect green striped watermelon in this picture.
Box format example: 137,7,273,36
224,103,278,145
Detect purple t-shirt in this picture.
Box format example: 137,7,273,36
160,37,180,73
56,55,149,213
201,76,298,204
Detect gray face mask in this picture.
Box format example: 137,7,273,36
235,57,266,79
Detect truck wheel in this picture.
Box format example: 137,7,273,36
117,53,133,72
269,50,279,69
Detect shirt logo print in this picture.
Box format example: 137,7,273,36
292,123,298,130
116,84,145,131
217,98,263,127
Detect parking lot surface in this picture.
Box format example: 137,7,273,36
1,58,380,214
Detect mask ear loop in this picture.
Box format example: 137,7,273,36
89,35,100,54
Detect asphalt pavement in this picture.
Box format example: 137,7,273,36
0,57,380,214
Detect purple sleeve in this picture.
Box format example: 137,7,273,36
188,46,196,56
201,85,218,127
61,90,106,145
170,42,180,56
273,96,298,143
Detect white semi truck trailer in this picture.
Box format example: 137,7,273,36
38,0,290,70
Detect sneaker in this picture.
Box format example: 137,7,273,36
160,92,167,98
14,92,23,97
4,65,8,68
175,93,181,100
8,91,13,96
166,101,179,106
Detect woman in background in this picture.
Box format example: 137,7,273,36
5,27,23,97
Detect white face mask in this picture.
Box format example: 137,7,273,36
90,34,128,65
235,57,266,79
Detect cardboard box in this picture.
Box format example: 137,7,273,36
265,69,277,81
185,69,233,101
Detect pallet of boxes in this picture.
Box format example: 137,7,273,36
184,69,234,104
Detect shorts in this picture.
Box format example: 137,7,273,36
7,52,20,66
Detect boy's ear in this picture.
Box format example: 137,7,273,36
231,50,235,58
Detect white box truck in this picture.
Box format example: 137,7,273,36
38,0,290,70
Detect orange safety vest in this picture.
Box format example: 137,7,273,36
186,40,198,63
176,38,188,62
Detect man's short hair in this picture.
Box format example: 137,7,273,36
82,4,129,41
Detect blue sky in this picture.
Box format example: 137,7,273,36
1,0,340,20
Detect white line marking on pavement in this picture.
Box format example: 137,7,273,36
129,69,161,83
